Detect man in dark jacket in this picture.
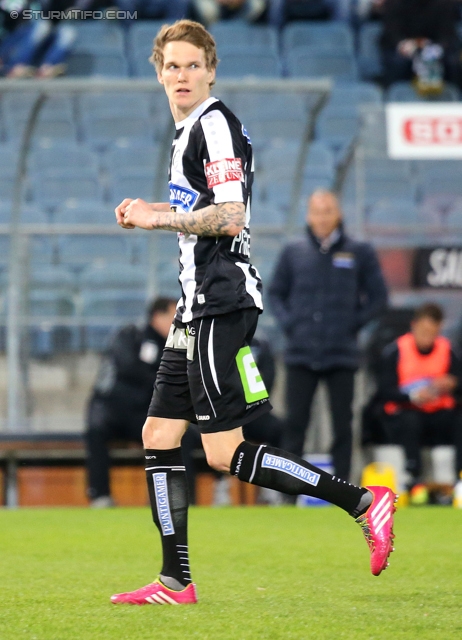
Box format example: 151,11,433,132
269,189,388,481
85,297,176,507
380,0,461,87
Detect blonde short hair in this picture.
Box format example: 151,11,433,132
150,19,218,86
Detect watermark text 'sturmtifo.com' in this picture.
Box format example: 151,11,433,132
11,10,137,20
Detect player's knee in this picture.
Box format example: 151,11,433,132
204,450,232,474
142,417,185,449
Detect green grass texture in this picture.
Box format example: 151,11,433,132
1,506,461,640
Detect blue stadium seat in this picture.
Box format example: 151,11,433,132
315,106,359,151
260,141,301,177
0,204,50,224
3,94,77,143
57,235,130,265
327,82,383,108
103,144,160,175
368,199,419,226
81,290,147,350
387,82,460,102
28,290,77,357
217,48,282,78
30,266,76,293
53,201,112,225
251,203,285,227
132,50,157,77
108,170,156,205
304,141,336,173
282,22,354,54
66,47,129,77
29,235,56,265
31,169,104,209
79,263,147,291
30,144,99,173
358,22,383,80
211,23,278,53
126,20,164,54
132,233,180,266
78,93,155,148
287,49,358,80
66,20,124,52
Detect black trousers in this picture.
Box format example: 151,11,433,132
85,397,146,500
383,408,462,482
283,366,355,481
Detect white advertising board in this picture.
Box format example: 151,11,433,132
386,103,462,159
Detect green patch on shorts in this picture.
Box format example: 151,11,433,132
236,346,269,404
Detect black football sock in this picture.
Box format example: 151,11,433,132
145,448,191,589
230,442,370,516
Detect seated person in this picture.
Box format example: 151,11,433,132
380,0,461,88
374,302,462,491
85,297,176,507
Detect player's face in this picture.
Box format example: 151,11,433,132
307,193,342,239
158,41,215,121
412,317,441,351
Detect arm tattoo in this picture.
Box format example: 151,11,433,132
151,201,246,236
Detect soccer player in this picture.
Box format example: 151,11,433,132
111,20,397,606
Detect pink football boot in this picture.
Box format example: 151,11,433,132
111,580,198,605
356,486,397,576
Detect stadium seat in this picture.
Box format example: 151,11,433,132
81,290,147,351
287,49,358,80
3,94,77,143
217,48,282,78
78,93,156,148
251,203,286,227
358,22,383,80
315,106,359,152
31,169,104,210
28,290,77,357
66,47,129,77
103,144,161,175
66,20,125,52
57,235,130,266
327,82,383,108
29,235,56,265
131,50,157,77
387,82,460,102
0,236,10,264
78,263,147,291
53,201,112,225
304,141,336,174
282,22,354,54
211,23,278,53
368,199,420,227
256,140,300,176
30,265,76,293
30,144,99,173
108,170,156,206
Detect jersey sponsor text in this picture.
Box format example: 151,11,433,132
205,158,243,188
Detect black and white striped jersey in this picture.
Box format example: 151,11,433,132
168,96,263,323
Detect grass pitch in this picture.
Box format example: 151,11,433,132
0,506,461,640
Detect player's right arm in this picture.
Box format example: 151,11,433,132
115,198,170,229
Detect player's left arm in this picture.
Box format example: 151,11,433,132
119,198,245,236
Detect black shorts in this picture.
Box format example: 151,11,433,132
148,308,272,433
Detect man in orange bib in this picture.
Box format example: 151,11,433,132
377,303,462,489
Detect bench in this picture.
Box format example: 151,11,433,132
0,434,258,507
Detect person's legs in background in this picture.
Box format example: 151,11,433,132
324,368,355,481
283,365,319,458
391,409,425,487
85,398,118,506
